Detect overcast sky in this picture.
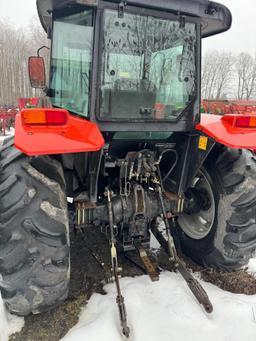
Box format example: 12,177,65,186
0,0,37,26
203,0,256,54
0,0,255,54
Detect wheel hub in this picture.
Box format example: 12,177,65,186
178,170,215,240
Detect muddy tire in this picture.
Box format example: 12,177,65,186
178,146,256,271
0,137,70,315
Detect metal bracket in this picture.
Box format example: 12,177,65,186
133,239,159,282
118,1,127,19
179,15,186,28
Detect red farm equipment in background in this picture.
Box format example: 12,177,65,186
0,106,18,136
18,97,39,110
201,100,256,152
0,98,39,136
202,99,256,116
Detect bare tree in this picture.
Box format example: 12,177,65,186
1,13,256,106
0,16,49,106
235,52,256,100
202,50,234,99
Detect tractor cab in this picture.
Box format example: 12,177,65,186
35,0,232,133
5,1,256,333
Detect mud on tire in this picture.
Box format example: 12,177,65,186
178,146,256,271
0,137,70,315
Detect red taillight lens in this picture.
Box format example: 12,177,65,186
236,116,256,128
45,111,67,125
235,117,251,127
21,109,68,126
222,115,256,128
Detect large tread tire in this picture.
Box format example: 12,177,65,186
178,146,256,271
0,137,70,315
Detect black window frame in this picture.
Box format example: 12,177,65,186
49,5,97,118
89,1,201,132
48,2,202,133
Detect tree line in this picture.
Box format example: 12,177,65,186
202,50,256,100
0,17,49,106
0,16,255,105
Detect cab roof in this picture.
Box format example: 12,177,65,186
37,0,232,38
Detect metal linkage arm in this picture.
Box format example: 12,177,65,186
152,184,213,314
107,189,130,338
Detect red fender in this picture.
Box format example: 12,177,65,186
14,109,105,156
196,113,256,149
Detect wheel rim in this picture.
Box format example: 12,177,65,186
178,169,215,240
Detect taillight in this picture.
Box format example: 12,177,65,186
21,109,68,126
222,115,256,128
235,116,256,128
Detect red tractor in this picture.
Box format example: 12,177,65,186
1,0,256,336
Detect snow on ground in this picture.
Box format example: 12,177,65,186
1,264,255,341
0,128,14,144
0,132,256,340
62,271,256,341
0,293,24,341
248,258,256,275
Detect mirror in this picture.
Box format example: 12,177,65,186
28,56,46,89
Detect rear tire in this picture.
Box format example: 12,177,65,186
178,146,256,271
0,137,70,315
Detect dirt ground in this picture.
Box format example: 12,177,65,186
9,227,256,341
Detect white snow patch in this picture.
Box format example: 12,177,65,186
150,232,160,250
0,136,5,147
61,271,256,341
0,128,14,142
0,293,24,341
248,258,256,275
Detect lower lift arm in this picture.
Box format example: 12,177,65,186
152,184,213,314
107,189,130,338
